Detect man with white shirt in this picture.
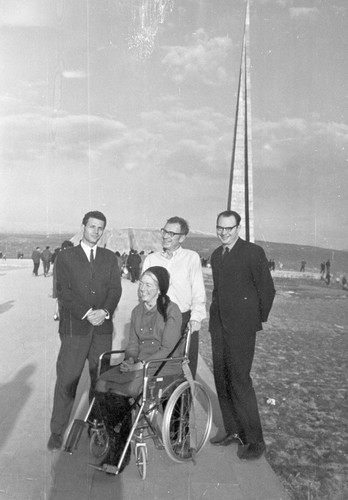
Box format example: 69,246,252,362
47,211,122,451
142,216,206,377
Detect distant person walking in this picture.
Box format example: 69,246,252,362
342,276,347,290
325,270,331,286
41,246,53,277
31,247,41,276
209,210,275,460
127,249,142,283
320,262,325,279
300,260,306,272
325,260,331,285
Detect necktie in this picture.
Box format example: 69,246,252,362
90,249,94,269
223,247,229,259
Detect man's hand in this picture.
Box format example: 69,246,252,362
189,320,201,333
87,309,107,326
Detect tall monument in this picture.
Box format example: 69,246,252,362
227,0,254,242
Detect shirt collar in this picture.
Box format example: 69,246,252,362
222,239,239,252
81,241,98,259
161,245,182,259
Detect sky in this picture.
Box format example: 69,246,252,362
0,0,347,250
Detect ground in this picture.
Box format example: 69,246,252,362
199,273,348,500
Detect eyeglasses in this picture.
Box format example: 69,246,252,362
216,224,238,233
160,228,184,238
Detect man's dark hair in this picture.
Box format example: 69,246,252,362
82,211,107,227
216,210,241,226
166,216,189,236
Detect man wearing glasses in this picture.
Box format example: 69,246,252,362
209,210,275,460
142,216,206,377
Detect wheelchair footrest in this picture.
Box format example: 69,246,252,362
88,463,119,475
102,464,119,475
64,419,87,454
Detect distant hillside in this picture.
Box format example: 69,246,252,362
0,233,73,259
184,236,348,276
255,240,347,275
1,232,347,276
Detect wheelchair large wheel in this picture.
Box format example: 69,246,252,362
162,380,212,463
89,428,110,458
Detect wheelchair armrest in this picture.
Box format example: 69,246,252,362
97,349,126,378
143,355,186,377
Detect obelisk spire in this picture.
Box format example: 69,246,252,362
227,0,254,242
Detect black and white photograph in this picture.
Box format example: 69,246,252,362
0,1,347,499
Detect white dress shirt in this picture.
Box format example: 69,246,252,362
81,241,98,261
80,242,109,319
142,246,206,323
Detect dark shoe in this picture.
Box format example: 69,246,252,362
47,433,63,451
237,441,266,460
210,433,242,446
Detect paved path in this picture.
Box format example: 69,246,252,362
0,261,290,500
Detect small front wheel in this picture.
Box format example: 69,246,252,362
89,428,110,458
135,444,147,480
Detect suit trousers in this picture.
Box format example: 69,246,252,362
50,329,112,435
210,323,263,444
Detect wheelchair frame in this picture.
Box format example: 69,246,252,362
65,328,213,480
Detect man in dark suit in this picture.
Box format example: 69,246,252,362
47,211,122,451
209,210,275,460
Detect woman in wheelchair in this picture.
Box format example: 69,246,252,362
94,266,183,471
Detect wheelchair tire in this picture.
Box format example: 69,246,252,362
161,380,212,463
135,445,147,480
89,429,110,458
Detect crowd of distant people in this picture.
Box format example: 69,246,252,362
2,243,347,292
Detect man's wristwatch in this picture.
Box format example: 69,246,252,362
103,309,110,320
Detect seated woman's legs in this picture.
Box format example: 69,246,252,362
94,390,132,471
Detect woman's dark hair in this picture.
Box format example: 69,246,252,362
143,266,170,321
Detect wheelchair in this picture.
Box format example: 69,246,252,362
65,328,213,480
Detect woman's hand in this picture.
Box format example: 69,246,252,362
119,357,142,372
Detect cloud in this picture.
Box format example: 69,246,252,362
2,104,347,248
0,0,55,27
161,29,233,86
258,0,294,7
253,117,348,173
62,70,87,80
0,112,127,163
289,7,320,19
251,115,348,249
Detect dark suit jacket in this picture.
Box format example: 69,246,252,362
56,245,122,336
209,238,275,335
